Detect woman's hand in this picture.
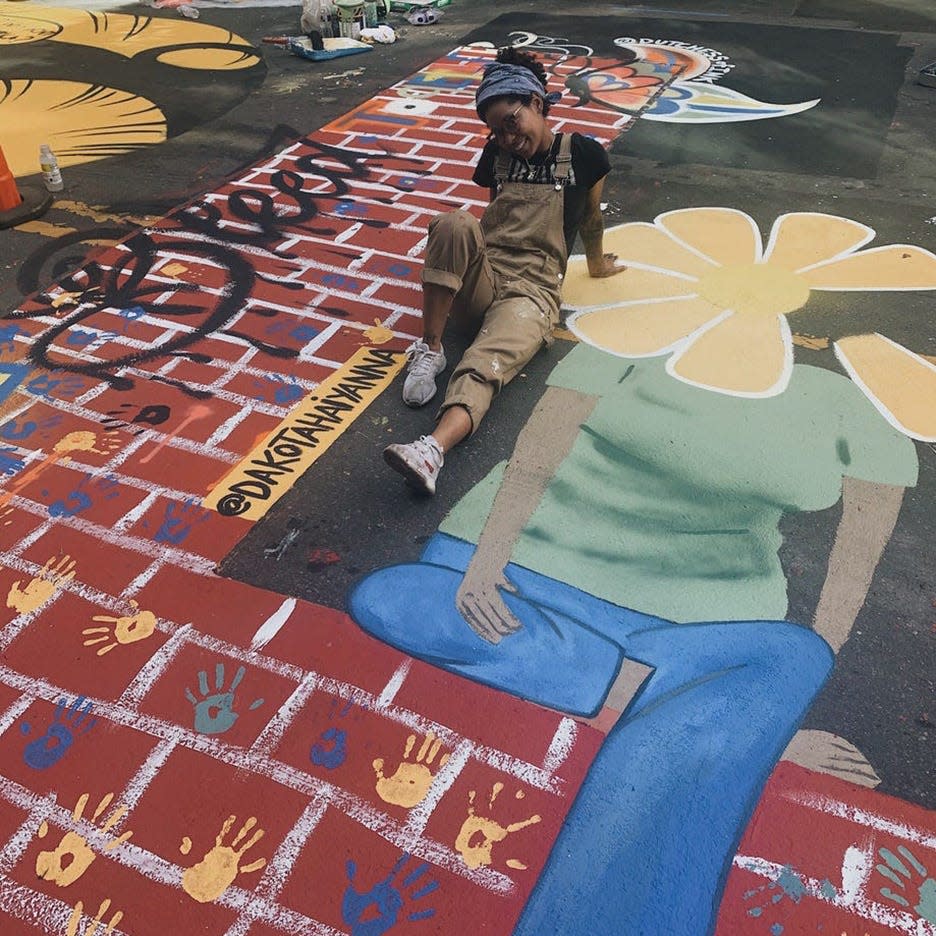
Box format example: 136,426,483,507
587,252,627,278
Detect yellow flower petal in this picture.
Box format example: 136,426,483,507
656,208,762,266
835,334,936,441
562,261,696,310
803,245,936,290
668,313,792,396
599,222,716,278
765,213,874,272
568,298,724,356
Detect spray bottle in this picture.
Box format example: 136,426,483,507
39,144,63,193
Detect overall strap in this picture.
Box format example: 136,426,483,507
553,132,572,191
493,148,512,188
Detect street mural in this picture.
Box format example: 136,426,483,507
0,24,933,936
510,31,820,122
0,6,264,177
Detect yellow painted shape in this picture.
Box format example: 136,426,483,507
6,553,76,613
766,214,873,272
696,263,810,317
15,220,77,237
0,9,258,67
571,297,720,356
362,318,394,344
161,262,189,277
657,208,761,267
36,830,96,886
561,262,696,310
67,899,123,936
671,313,789,395
204,348,405,522
600,221,717,278
792,333,830,350
182,815,266,904
1,79,167,176
55,199,156,226
372,731,450,808
835,334,936,441
804,245,936,290
157,47,261,70
84,600,157,655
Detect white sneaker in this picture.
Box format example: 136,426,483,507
384,435,444,495
402,340,446,407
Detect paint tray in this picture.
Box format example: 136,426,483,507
287,36,373,61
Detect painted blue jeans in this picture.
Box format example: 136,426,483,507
349,533,834,935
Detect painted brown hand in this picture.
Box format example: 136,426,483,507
180,815,267,903
35,792,132,888
455,784,542,871
7,554,76,614
455,557,522,645
373,732,450,808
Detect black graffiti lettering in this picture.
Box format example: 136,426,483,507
229,480,271,500
249,448,300,472
243,468,288,486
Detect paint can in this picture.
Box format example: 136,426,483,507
335,0,363,38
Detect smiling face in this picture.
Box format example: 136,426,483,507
483,95,552,158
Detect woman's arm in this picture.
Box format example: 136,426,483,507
812,476,905,653
456,385,598,643
578,177,625,278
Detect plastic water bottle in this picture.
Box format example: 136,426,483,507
39,144,63,193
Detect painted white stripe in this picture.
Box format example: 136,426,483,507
251,598,297,653
375,660,411,709
781,790,936,851
542,717,579,775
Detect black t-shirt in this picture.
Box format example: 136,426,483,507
472,132,611,255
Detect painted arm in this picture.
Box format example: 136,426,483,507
578,177,625,278
812,476,905,653
456,385,598,643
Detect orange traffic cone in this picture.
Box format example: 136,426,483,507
0,143,52,230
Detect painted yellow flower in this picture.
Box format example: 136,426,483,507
562,208,936,440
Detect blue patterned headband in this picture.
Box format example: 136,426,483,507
475,62,562,114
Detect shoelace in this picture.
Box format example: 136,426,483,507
406,342,441,378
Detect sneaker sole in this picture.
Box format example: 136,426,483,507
383,446,436,495
402,385,438,408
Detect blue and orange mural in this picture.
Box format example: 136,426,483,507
0,14,932,936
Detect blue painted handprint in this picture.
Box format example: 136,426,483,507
22,695,97,770
309,697,355,770
185,663,264,735
342,852,437,935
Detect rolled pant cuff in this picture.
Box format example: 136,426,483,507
420,267,462,292
436,398,477,435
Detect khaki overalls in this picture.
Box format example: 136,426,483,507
421,132,573,433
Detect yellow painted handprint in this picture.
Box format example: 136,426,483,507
373,732,450,808
454,784,542,870
35,792,133,887
66,898,124,936
7,554,76,613
82,600,157,655
180,815,267,903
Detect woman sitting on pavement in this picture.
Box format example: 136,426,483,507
383,45,625,495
